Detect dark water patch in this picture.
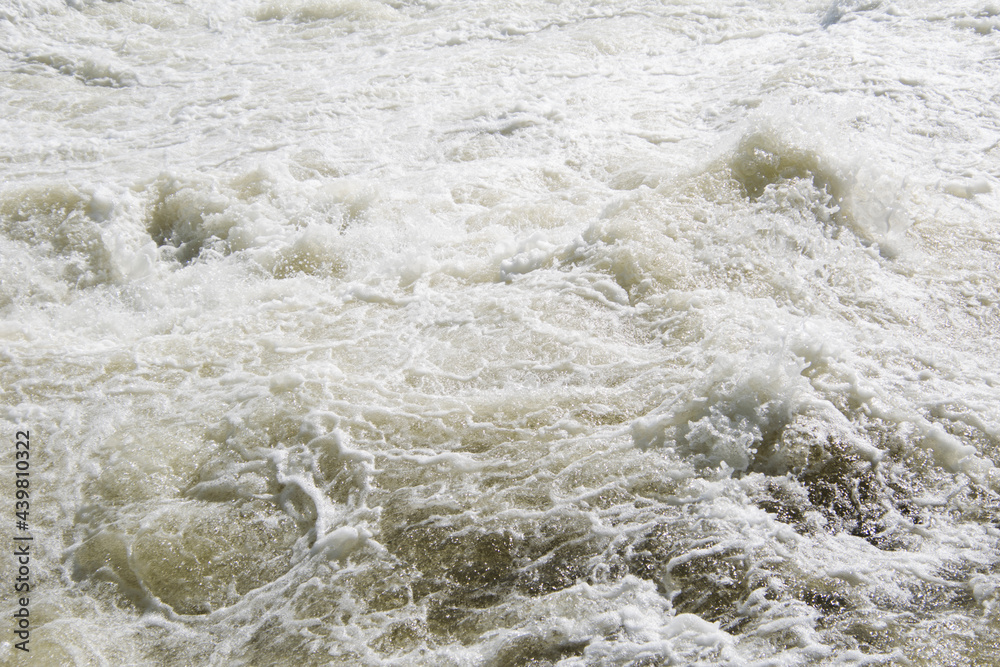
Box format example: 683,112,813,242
905,580,978,614
483,633,589,667
841,617,905,654
728,132,846,212
755,479,812,534
799,455,886,544
452,532,518,587
377,494,530,642
425,599,471,639
625,522,751,626
0,183,124,286
796,587,851,617
951,482,1000,525
142,627,216,667
665,550,750,624
516,537,597,596
379,508,518,590
351,561,415,611
425,589,513,643
370,619,429,654
146,175,233,265
513,514,609,596
72,529,141,594
129,499,300,615
242,616,360,667
750,427,896,548
381,492,611,599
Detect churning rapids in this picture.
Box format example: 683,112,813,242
2,0,1000,664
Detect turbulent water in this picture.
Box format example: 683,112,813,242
1,0,1000,664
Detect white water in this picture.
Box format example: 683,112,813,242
1,0,999,664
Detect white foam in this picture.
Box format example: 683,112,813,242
3,0,1000,663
